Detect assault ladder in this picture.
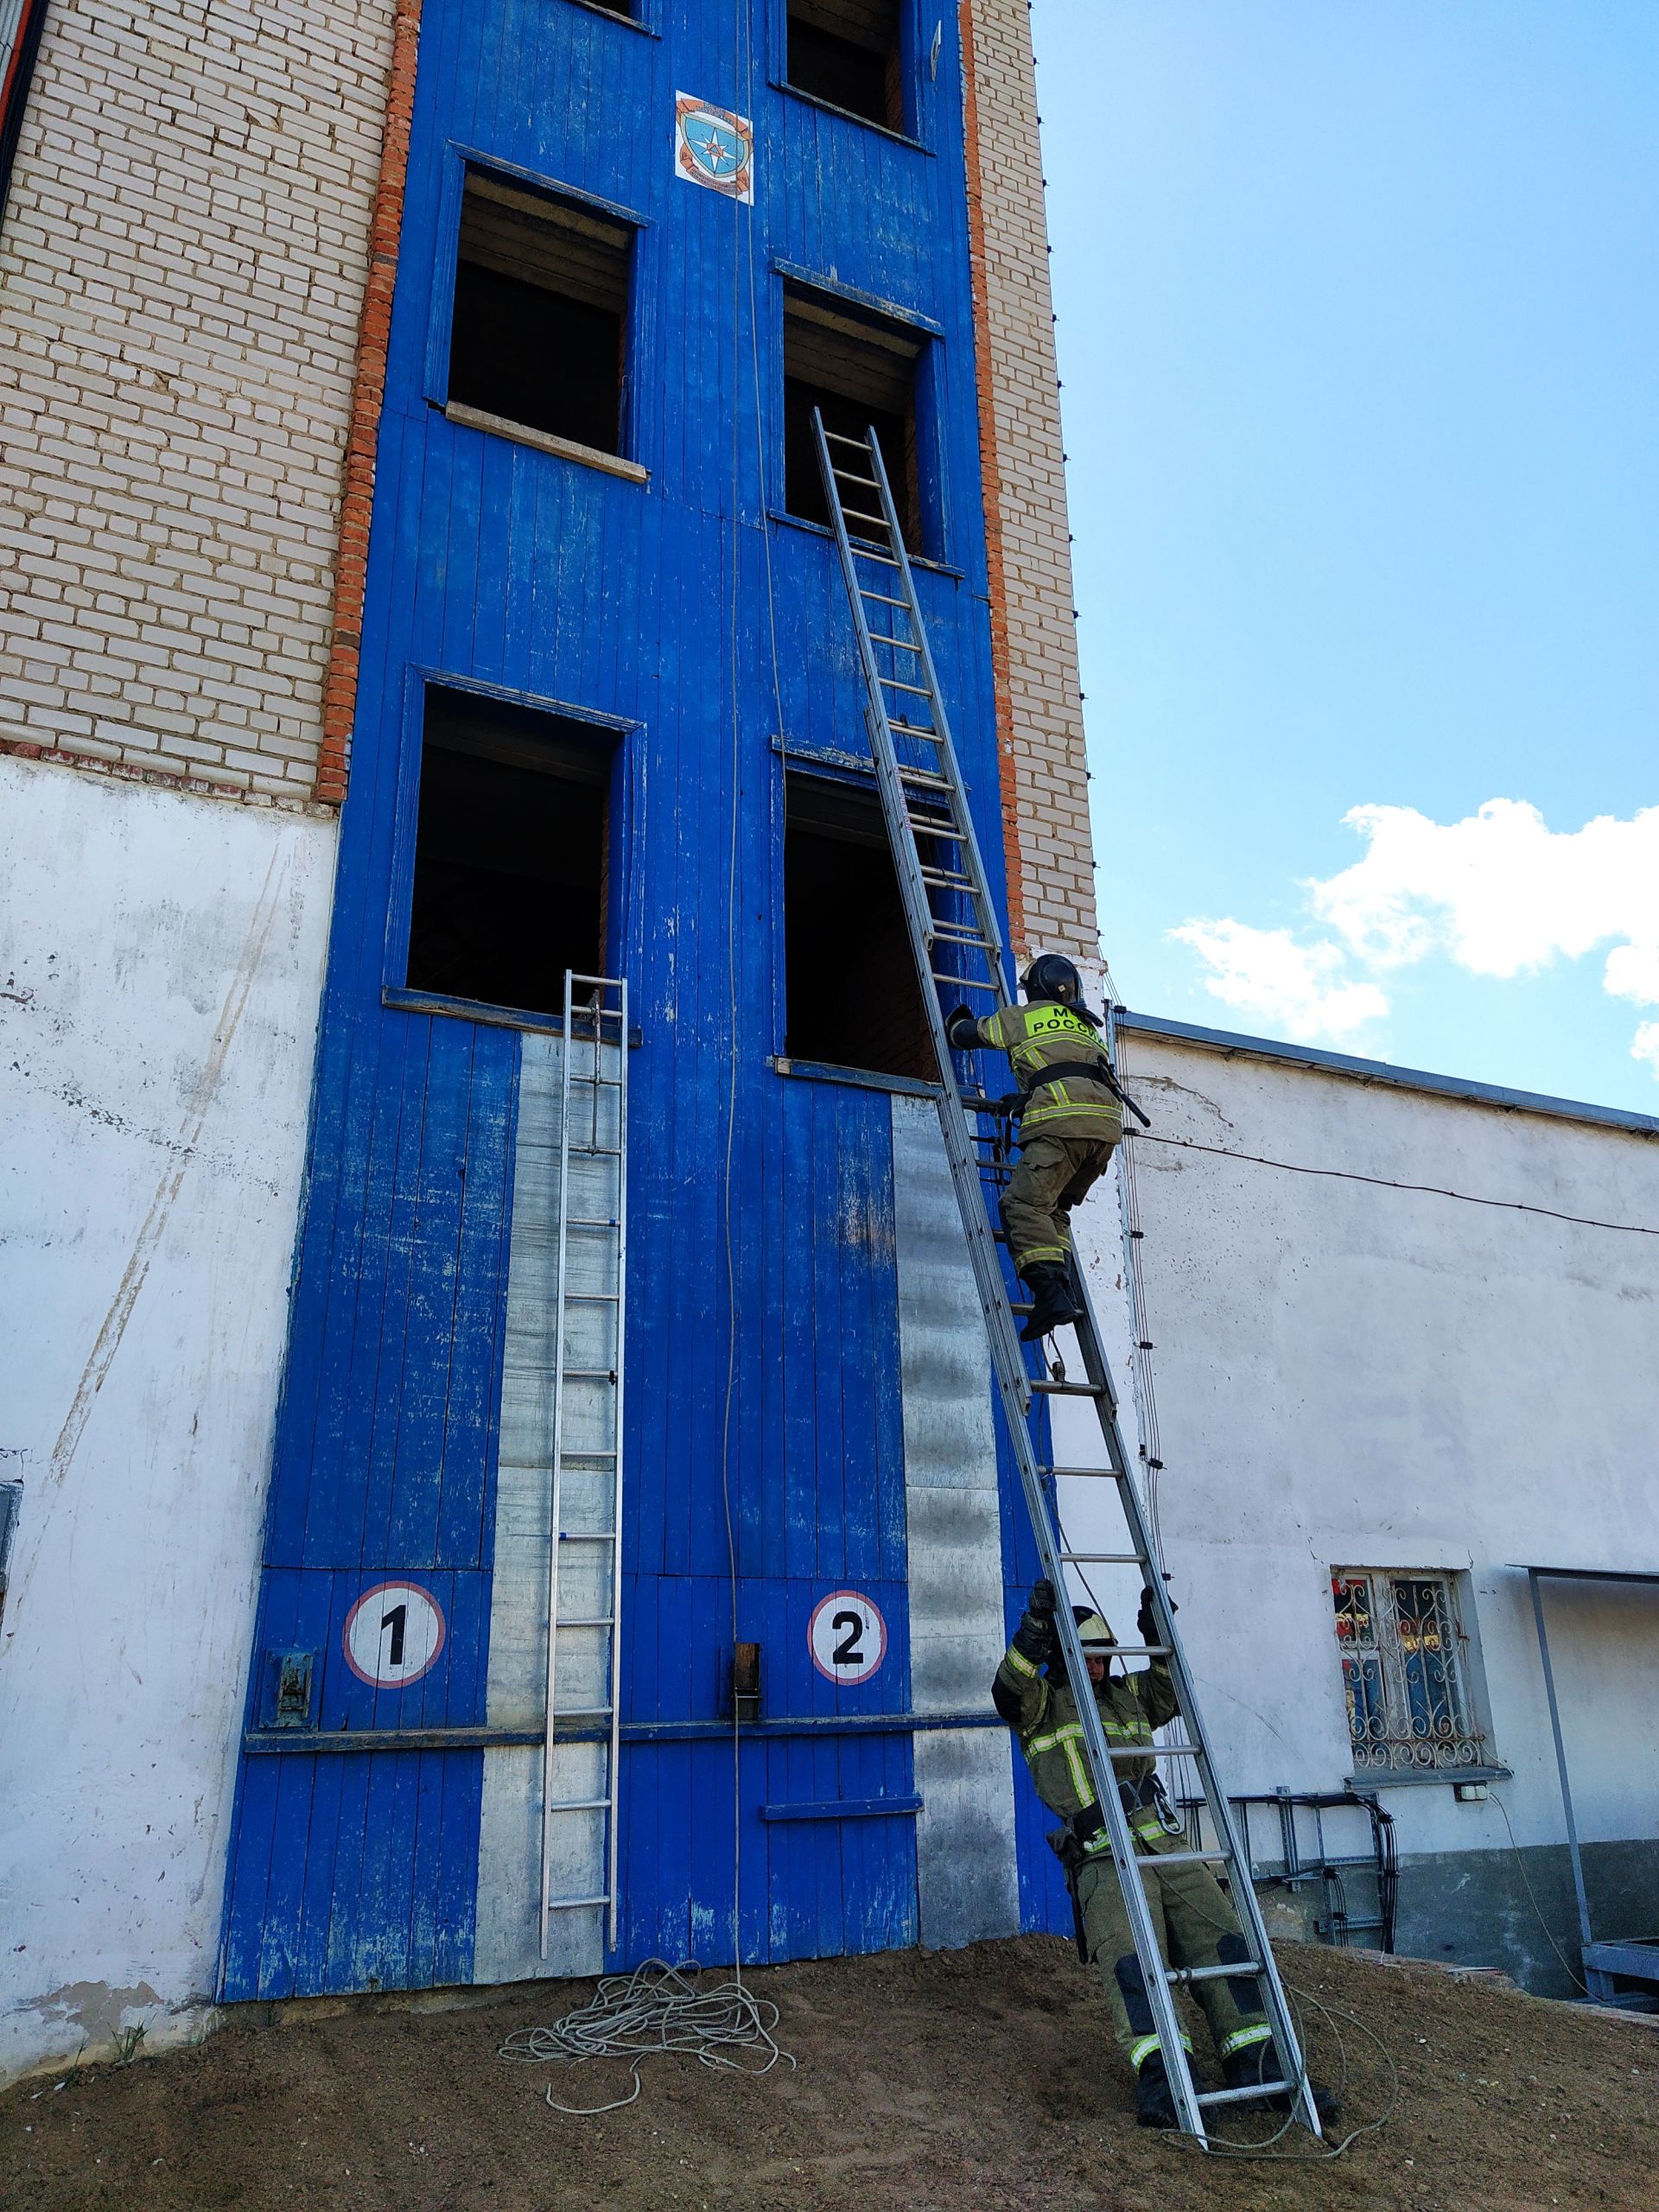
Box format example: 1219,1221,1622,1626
540,971,629,1957
813,415,1319,2144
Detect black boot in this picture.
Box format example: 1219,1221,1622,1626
1018,1262,1083,1342
1223,2041,1342,2126
1134,2053,1179,2129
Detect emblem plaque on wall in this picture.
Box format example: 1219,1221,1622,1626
674,93,754,203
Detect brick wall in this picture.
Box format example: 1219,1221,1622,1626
0,0,401,804
962,0,1097,967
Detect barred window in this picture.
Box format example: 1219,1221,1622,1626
1332,1571,1486,1775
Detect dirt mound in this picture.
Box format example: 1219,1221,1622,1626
3,1937,1655,2210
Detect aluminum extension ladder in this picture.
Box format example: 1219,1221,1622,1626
812,414,1319,2144
539,971,629,1957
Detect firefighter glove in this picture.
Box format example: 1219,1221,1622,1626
944,1006,980,1052
1136,1587,1168,1648
1013,1578,1058,1665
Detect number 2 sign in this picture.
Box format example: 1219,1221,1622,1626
808,1590,887,1688
343,1580,447,1689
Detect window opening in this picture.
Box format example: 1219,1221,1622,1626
783,284,924,550
785,0,903,132
784,773,935,1081
448,169,631,454
1332,1571,1486,1775
406,687,611,1018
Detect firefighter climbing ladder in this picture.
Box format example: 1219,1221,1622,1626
813,414,1319,2145
540,971,629,1958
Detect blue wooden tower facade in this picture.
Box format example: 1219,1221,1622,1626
219,0,1064,1999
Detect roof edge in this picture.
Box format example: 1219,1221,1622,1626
1116,1011,1659,1141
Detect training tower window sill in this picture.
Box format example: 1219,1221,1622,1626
563,0,658,32
442,402,650,483
766,508,962,581
385,985,643,1045
772,79,931,154
771,1054,941,1100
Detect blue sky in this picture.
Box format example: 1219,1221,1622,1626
1030,0,1659,1112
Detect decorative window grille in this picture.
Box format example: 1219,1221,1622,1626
1332,1571,1486,1774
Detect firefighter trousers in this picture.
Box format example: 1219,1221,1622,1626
1073,1848,1273,2077
1000,1133,1120,1276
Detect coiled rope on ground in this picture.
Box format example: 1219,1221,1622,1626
499,1958,794,2114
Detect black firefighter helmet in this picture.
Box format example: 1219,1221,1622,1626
1021,953,1101,1025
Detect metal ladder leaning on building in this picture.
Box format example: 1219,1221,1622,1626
812,413,1319,2145
539,971,630,1959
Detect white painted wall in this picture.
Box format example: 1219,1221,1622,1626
0,756,334,2084
1060,1024,1659,1878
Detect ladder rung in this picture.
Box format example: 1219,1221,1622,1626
920,868,975,888
544,1797,613,1814
850,547,900,567
559,1529,618,1540
823,428,871,447
567,1073,623,1086
566,1146,623,1158
1135,1849,1229,1871
929,922,995,946
563,1291,620,1303
544,1894,610,1912
1058,1552,1142,1565
932,973,999,991
831,467,880,487
842,507,892,531
870,635,922,652
553,1705,613,1718
896,766,950,789
878,676,933,696
1166,1959,1263,1985
1044,1465,1125,1479
560,1368,619,1380
1031,1379,1103,1397
859,589,909,608
1095,1643,1170,1658
1106,1741,1193,1761
563,1216,620,1228
1197,2081,1294,2109
555,1616,616,1630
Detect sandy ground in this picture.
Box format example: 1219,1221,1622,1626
3,1936,1656,2211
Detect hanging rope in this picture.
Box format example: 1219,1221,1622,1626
499,1958,794,2114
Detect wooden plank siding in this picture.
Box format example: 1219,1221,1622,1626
220,0,1031,1999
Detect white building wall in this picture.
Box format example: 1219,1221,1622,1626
1061,1020,1659,1981
0,754,334,2082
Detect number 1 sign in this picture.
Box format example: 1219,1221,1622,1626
808,1590,887,1688
343,1580,447,1689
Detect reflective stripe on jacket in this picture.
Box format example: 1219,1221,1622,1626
994,1640,1180,1856
966,1001,1123,1139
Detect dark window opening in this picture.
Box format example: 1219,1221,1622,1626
783,285,924,549
785,0,903,132
406,688,611,1018
784,774,936,1082
448,170,631,454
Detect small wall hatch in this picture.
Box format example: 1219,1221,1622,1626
265,1649,318,1731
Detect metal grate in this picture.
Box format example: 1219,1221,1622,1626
1333,1570,1484,1774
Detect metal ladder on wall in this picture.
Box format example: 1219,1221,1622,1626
812,414,1319,2144
539,971,629,1958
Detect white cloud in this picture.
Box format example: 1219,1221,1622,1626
1168,919,1389,1042
1308,799,1659,980
1172,798,1659,1076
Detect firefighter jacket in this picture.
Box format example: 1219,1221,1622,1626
993,1633,1181,1857
962,1001,1123,1141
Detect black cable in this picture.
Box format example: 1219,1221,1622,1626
1133,1131,1659,1237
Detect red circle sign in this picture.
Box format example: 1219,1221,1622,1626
808,1590,888,1687
342,1580,447,1688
